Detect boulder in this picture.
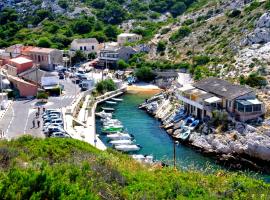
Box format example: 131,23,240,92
211,139,232,154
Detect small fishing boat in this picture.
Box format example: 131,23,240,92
185,117,195,126
114,144,141,152
102,118,122,125
95,110,112,118
174,127,191,141
111,97,123,102
109,139,133,146
102,126,123,133
189,119,200,130
107,133,133,140
105,101,117,105
101,107,115,112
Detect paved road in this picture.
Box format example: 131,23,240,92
0,78,80,139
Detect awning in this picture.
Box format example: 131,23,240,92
43,84,59,90
204,96,221,104
247,99,262,105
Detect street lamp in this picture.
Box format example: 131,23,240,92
173,140,179,169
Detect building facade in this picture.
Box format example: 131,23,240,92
23,47,63,71
70,38,99,53
117,33,142,46
176,78,265,122
98,45,137,68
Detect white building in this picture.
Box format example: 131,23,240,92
117,33,142,46
70,38,99,53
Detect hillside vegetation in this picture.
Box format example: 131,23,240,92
150,0,270,83
0,0,201,49
0,136,269,199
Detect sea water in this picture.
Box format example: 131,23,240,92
96,93,270,181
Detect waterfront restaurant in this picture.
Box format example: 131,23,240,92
176,78,265,122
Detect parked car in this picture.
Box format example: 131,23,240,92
44,126,65,136
51,132,70,138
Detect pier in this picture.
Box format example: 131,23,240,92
63,86,127,151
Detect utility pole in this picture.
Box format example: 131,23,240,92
173,141,179,170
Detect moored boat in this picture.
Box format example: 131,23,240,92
102,107,115,112
102,126,123,133
111,97,123,102
107,133,133,140
105,101,117,105
95,110,112,118
114,144,141,152
109,139,133,146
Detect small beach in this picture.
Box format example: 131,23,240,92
127,83,162,94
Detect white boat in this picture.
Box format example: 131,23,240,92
103,121,122,127
111,97,123,102
131,154,154,164
102,118,121,124
114,144,141,152
102,107,115,112
95,110,112,118
103,124,124,129
105,101,117,105
107,133,133,140
109,140,133,146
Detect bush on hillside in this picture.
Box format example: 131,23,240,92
135,66,156,82
240,73,268,88
228,9,241,18
0,136,268,199
157,40,167,52
170,26,191,42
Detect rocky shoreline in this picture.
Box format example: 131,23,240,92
139,92,270,173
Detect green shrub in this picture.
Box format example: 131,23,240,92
244,1,261,12
228,9,241,18
242,73,268,88
96,79,116,94
170,26,191,42
117,59,129,70
36,92,48,99
157,40,167,52
135,66,156,82
182,18,194,26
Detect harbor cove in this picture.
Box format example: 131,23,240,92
97,93,218,169
96,91,270,181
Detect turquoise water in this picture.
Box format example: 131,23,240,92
97,93,220,170
96,93,270,181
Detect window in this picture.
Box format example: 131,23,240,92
84,46,86,50
229,101,231,107
253,104,261,112
92,46,94,50
245,105,252,112
80,46,83,51
237,102,244,112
